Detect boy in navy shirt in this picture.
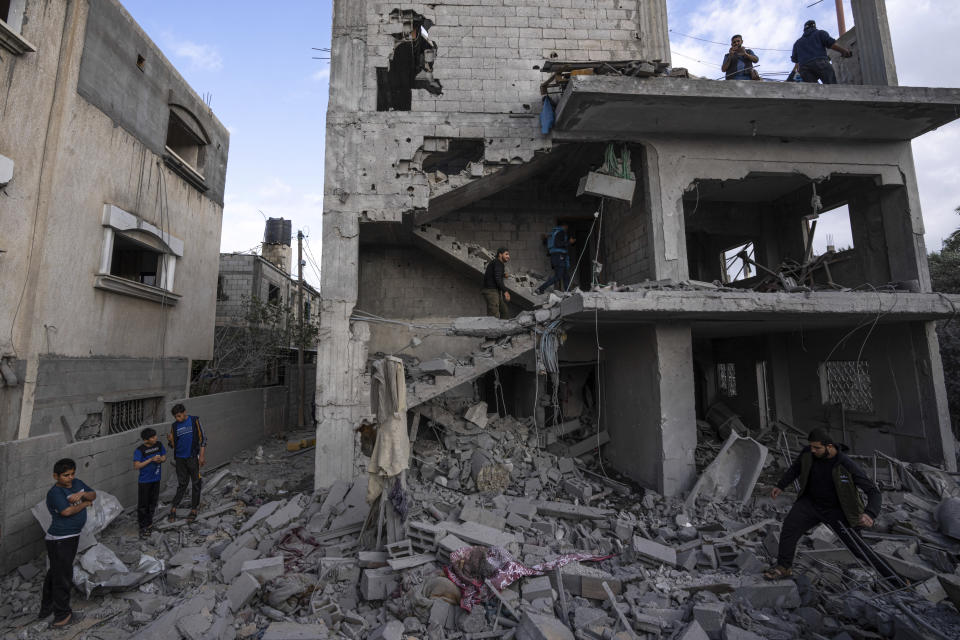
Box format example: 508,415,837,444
134,427,167,538
167,403,207,523
40,458,96,627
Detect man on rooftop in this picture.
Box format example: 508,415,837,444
791,19,853,85
721,35,759,80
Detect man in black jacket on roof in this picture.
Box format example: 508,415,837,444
481,247,511,319
765,428,906,587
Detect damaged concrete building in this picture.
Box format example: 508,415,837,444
318,0,960,496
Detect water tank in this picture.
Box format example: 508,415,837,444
264,218,292,246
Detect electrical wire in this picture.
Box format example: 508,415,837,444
669,29,793,52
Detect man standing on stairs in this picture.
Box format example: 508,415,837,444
481,247,511,319
535,223,575,295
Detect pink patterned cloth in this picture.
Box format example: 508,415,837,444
443,545,613,611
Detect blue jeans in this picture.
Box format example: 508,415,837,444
537,253,570,293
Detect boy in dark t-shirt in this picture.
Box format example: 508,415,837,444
40,458,96,628
133,427,167,538
167,403,207,523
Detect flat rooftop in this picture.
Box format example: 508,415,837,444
554,76,960,141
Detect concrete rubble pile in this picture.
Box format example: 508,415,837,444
3,410,960,640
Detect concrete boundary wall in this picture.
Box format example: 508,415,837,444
0,388,286,573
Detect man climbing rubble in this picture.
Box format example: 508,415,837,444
535,223,576,295
765,428,907,588
791,19,852,84
481,247,511,318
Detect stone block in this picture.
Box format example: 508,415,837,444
369,619,404,640
562,478,592,501
631,536,677,567
734,580,800,609
177,612,213,640
221,547,261,582
221,531,259,562
166,564,194,590
360,567,399,601
516,612,575,640
169,546,210,567
261,621,330,639
679,621,711,640
227,572,261,612
122,592,168,616
459,504,506,530
463,401,488,427
523,575,554,602
266,495,305,530
723,625,765,640
241,555,285,583
693,603,726,640
420,358,456,376
240,500,282,533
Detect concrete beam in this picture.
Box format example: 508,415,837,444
560,290,960,330
554,77,960,141
851,0,898,86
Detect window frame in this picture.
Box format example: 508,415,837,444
0,0,36,56
94,204,183,305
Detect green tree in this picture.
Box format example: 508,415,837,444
191,295,320,396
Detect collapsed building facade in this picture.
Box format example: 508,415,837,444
317,0,960,496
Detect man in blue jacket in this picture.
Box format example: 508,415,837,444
765,429,905,587
40,458,96,627
167,403,207,523
791,20,853,84
535,223,576,295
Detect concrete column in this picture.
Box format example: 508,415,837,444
637,0,671,64
642,143,688,282
913,322,957,471
851,0,898,86
602,323,696,496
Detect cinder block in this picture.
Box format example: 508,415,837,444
240,555,285,583
227,571,260,612
360,567,398,601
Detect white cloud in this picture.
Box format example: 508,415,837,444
258,177,293,199
312,67,330,81
164,35,224,72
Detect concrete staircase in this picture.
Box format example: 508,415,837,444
406,332,537,409
412,225,547,308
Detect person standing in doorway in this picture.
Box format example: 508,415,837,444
791,20,852,85
481,247,512,318
167,404,207,523
40,458,96,628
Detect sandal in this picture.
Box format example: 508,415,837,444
51,613,74,628
186,509,198,523
763,565,792,580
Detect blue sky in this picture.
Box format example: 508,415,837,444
124,0,959,285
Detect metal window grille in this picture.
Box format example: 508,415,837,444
717,363,737,397
822,361,873,413
106,398,150,434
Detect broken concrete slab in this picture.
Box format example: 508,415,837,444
360,567,399,600
227,571,260,612
221,546,262,582
693,603,726,640
535,501,614,521
261,621,330,640
679,620,711,640
686,432,767,506
734,580,801,609
631,535,677,568
516,611,575,640
442,520,520,549
240,500,283,533
420,357,457,376
722,625,765,640
463,401,489,427
241,555,285,583
266,494,305,530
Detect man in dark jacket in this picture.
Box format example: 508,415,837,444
721,34,759,80
765,429,905,587
791,20,852,84
536,224,576,294
481,247,511,318
167,403,207,523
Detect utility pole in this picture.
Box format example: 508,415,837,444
835,0,847,35
296,230,305,428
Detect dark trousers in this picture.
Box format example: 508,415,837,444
777,498,906,587
171,457,201,510
799,58,838,84
537,253,571,293
41,536,79,621
137,481,161,530
481,288,510,319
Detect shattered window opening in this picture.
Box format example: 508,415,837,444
821,361,874,413
165,109,208,174
805,204,854,257
110,233,161,287
421,139,484,175
721,241,755,283
377,9,441,111
267,283,281,305
717,363,737,398
105,397,160,435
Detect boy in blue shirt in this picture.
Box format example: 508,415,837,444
134,427,167,538
166,403,207,523
40,458,96,628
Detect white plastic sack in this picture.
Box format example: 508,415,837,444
31,489,123,545
73,543,164,597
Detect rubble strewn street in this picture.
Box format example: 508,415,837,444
3,402,959,640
